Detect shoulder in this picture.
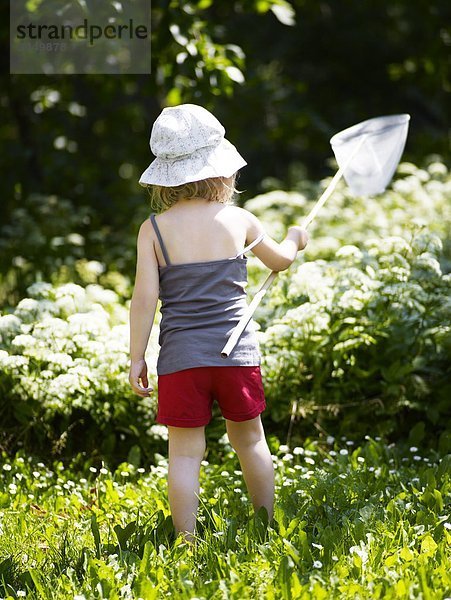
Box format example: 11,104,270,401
225,205,263,228
226,205,265,239
138,215,153,235
137,216,157,247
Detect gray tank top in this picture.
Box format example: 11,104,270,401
150,213,265,376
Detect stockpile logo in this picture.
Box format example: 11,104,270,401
10,0,151,74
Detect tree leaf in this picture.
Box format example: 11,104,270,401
270,3,296,26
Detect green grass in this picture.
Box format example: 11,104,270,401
0,434,450,599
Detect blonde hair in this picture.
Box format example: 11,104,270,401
146,173,241,213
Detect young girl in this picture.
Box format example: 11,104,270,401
129,104,308,543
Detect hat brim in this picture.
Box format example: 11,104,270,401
138,138,246,187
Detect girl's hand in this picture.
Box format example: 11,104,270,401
129,359,153,397
288,226,309,251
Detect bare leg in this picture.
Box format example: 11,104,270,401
225,415,275,520
167,425,206,543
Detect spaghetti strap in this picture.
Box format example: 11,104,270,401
235,232,266,259
149,214,172,266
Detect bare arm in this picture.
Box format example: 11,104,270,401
129,219,159,396
242,209,309,271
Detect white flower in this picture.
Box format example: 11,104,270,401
86,284,118,305
337,289,370,311
0,314,22,338
55,283,86,300
148,425,169,441
427,161,447,177
278,445,290,454
0,354,29,370
52,284,88,316
412,232,443,256
46,352,74,369
336,245,363,261
26,281,53,299
349,543,368,564
414,253,442,277
339,449,348,456
293,447,304,455
33,317,68,339
14,298,41,320
66,233,84,246
288,261,335,304
86,261,105,276
44,371,92,407
11,334,36,349
383,236,412,255
67,311,109,335
313,560,323,569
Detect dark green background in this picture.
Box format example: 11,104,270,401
2,0,449,228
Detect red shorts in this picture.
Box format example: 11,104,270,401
156,366,266,428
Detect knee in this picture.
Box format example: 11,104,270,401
168,427,206,461
226,419,264,453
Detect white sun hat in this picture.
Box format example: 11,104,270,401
139,103,247,187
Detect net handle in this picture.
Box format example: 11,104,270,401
220,134,368,358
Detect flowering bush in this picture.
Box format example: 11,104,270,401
0,282,161,460
257,230,451,437
0,193,134,308
245,157,451,277
1,159,449,455
240,159,451,437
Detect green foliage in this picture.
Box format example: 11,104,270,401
245,159,451,438
246,158,451,266
0,160,449,456
258,231,450,437
2,0,450,228
0,281,161,463
0,193,135,309
152,0,296,102
0,437,450,598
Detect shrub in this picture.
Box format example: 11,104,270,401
0,194,135,309
0,281,161,464
1,160,449,456
245,158,451,268
257,230,451,438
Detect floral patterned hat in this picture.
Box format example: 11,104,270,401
139,103,247,187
